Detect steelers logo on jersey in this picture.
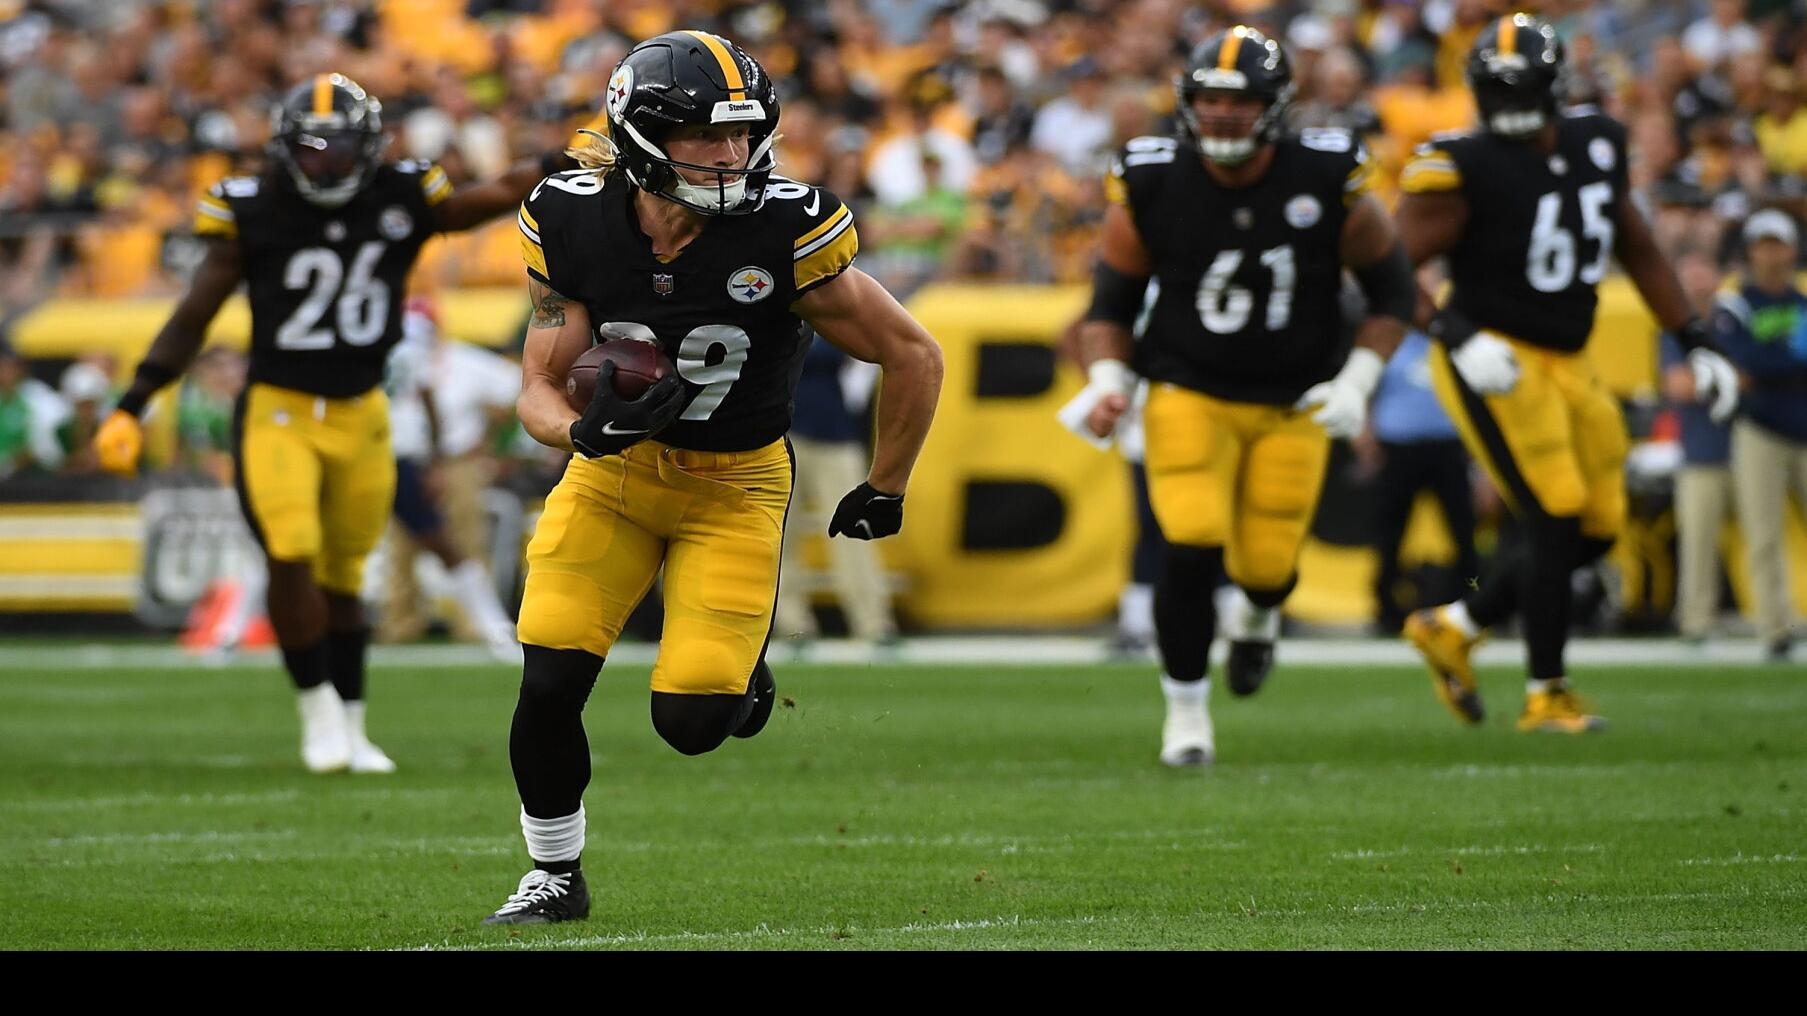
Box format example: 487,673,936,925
380,206,414,241
1589,136,1615,172
728,266,776,304
1284,193,1322,229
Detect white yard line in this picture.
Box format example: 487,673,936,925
0,637,1790,671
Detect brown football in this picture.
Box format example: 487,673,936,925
564,339,676,411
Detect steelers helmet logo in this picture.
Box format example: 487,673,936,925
728,266,775,304
607,65,634,118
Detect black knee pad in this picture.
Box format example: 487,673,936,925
649,692,745,756
519,645,603,715
1241,574,1297,610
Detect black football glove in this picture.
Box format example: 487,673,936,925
828,482,904,540
569,361,688,458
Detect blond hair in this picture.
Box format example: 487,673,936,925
564,128,618,176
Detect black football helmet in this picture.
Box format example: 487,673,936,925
1468,13,1565,140
269,73,385,208
1174,26,1294,166
603,30,779,215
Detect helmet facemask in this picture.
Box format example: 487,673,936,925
615,118,778,215
1176,78,1293,166
274,129,384,207
1473,69,1560,139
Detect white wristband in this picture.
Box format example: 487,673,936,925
1336,347,1387,399
1087,358,1138,397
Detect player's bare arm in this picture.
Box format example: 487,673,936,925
1074,202,1155,438
1614,189,1740,419
516,278,593,454
1339,193,1412,357
794,265,944,496
94,237,245,473
433,156,575,233
1395,189,1468,329
1293,192,1415,439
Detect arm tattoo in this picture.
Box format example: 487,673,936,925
528,281,569,328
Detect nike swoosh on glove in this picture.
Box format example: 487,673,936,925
1687,347,1740,424
1450,332,1521,396
828,482,904,540
569,361,688,458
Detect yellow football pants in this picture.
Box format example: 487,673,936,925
1142,382,1331,593
234,382,395,595
517,438,793,696
1428,333,1628,540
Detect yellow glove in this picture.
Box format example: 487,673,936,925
94,409,144,476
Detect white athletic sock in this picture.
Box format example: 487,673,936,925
453,560,511,633
1118,583,1155,640
1160,674,1209,705
1526,677,1566,695
1443,601,1480,639
343,700,369,743
521,806,585,865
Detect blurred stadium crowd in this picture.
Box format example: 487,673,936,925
0,0,1804,640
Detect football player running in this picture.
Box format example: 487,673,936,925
1064,26,1414,767
95,75,575,773
1396,14,1740,733
484,32,942,925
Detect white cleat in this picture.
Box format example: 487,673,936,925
482,621,524,667
1159,675,1215,768
297,684,352,773
343,700,397,774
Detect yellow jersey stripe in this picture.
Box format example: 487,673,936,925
1103,172,1128,207
421,165,452,206
193,213,237,238
313,73,333,116
794,203,851,251
795,220,858,293
1400,162,1464,193
196,197,233,220
520,232,548,280
1219,27,1245,71
1497,16,1517,56
519,203,539,234
685,31,746,102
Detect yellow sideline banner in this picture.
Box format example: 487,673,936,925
8,287,528,363
6,281,1802,626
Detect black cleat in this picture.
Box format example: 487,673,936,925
482,869,589,925
1225,640,1274,697
732,659,776,739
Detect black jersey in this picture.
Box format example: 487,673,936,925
1401,109,1630,353
194,161,451,397
1108,130,1375,405
519,171,860,452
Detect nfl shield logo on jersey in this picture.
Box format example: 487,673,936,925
728,266,775,304
379,206,413,240
652,272,675,297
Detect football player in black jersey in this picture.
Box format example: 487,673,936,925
1396,14,1740,733
482,32,942,925
95,74,576,773
1062,26,1415,767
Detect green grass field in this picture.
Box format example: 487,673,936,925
1,654,1803,950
